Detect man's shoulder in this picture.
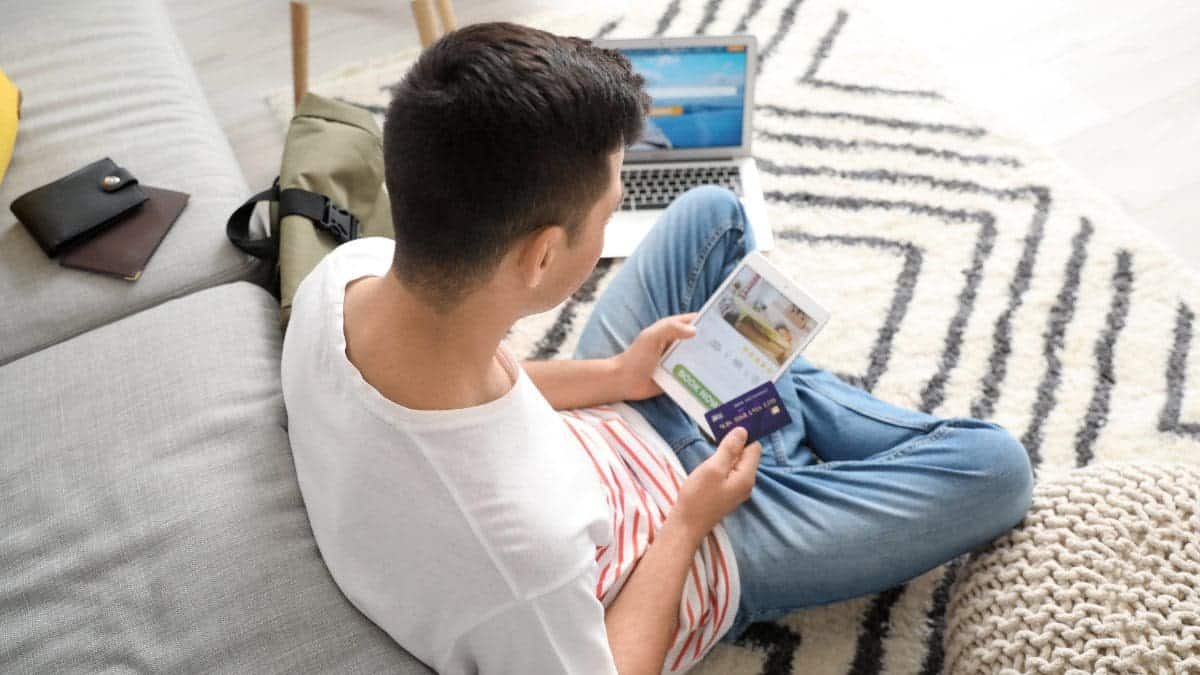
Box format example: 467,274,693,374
294,237,395,305
329,236,395,270
284,238,395,359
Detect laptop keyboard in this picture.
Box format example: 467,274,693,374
619,165,743,211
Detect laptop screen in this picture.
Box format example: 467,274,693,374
620,44,749,153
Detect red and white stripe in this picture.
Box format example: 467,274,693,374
561,405,740,674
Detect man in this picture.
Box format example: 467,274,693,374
280,22,1034,675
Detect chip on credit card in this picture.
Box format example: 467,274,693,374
704,380,792,444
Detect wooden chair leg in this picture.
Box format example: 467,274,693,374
435,0,458,33
411,0,440,48
290,2,309,107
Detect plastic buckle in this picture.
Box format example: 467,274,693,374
318,199,359,244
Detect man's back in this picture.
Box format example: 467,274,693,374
280,238,617,674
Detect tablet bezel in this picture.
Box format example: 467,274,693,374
650,251,832,435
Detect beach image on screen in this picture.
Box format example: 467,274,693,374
623,45,747,150
662,266,815,409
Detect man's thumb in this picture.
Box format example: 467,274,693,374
715,427,748,467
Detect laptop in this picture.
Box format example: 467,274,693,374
596,34,772,258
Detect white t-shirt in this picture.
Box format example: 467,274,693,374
281,238,738,674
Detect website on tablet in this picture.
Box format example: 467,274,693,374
662,265,819,408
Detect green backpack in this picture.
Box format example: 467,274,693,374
226,93,393,328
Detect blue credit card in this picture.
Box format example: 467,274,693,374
704,381,793,444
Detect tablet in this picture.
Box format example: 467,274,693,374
651,251,831,434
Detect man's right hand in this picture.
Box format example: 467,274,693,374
673,428,762,539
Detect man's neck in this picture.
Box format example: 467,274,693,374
344,272,516,411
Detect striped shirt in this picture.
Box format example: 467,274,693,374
561,404,741,673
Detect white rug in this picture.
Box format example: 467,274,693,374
268,1,1200,673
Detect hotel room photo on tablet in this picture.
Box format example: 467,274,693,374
662,265,816,407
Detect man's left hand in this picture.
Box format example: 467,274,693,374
613,313,699,401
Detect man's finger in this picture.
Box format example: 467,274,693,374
647,316,697,345
713,427,748,470
669,319,698,339
732,441,762,477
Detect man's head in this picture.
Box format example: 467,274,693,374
383,22,649,313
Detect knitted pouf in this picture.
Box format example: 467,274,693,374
945,464,1200,674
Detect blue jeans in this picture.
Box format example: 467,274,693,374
574,186,1035,642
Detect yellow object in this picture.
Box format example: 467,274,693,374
0,66,19,186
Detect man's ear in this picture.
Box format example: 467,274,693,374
517,225,567,290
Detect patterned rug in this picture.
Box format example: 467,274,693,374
268,1,1200,673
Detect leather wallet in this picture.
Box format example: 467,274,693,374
59,185,189,281
10,157,148,257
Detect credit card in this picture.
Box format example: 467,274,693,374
704,380,792,444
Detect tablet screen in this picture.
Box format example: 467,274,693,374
662,264,818,408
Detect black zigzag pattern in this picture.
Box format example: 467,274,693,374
321,1,1191,672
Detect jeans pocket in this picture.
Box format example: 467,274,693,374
758,430,821,472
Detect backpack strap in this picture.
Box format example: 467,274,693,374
225,177,361,263
225,179,282,261
279,187,360,244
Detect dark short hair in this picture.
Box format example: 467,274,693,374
383,22,649,308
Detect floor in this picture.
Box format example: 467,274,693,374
167,0,1200,271
868,1,1200,272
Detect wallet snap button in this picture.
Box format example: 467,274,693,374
102,175,121,187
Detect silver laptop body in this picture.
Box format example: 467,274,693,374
595,34,771,258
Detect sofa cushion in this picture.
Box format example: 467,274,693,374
0,0,267,367
0,282,431,674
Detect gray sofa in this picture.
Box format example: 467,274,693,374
0,1,430,672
